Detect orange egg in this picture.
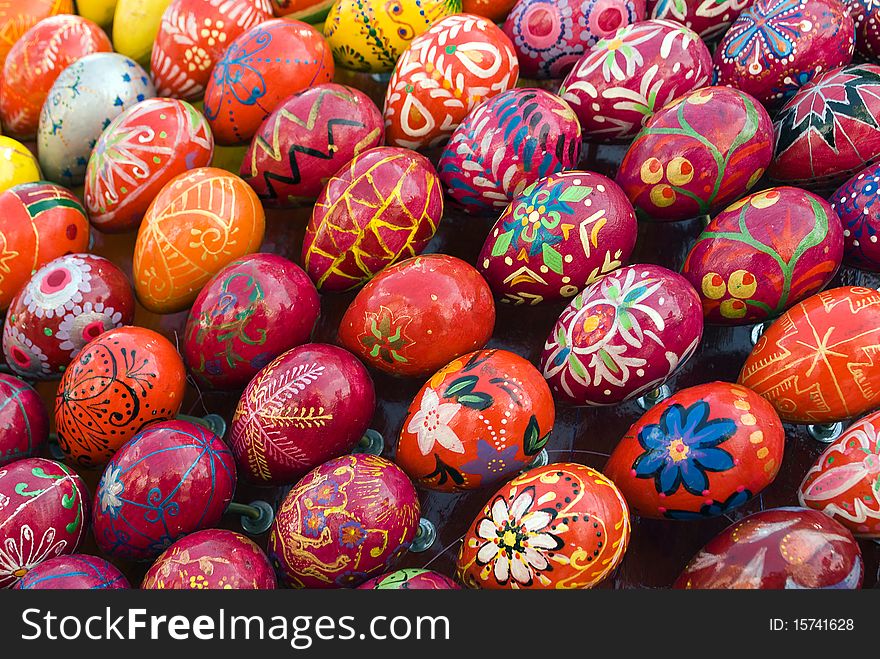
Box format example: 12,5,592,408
0,0,73,67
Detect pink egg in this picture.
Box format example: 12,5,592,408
0,375,49,467
15,554,130,589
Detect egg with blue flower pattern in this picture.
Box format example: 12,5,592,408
830,161,880,271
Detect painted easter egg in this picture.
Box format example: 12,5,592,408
715,0,855,111
457,462,630,589
15,554,130,589
151,0,273,101
504,0,646,80
203,18,334,145
268,453,420,588
323,0,460,73
830,161,880,271
846,0,880,59
302,146,443,292
540,264,703,406
649,0,752,41
113,0,174,65
559,19,713,142
396,349,555,492
141,529,276,589
37,53,155,187
799,410,880,538
271,0,333,21
477,171,637,305
0,458,89,589
682,187,843,325
0,375,48,467
463,0,518,21
770,64,880,188
384,14,519,150
3,254,135,380
184,254,319,390
438,88,582,214
133,167,266,314
675,507,863,589
230,343,375,486
357,568,460,589
54,326,186,468
615,86,773,221
604,382,784,519
0,137,40,193
0,14,113,140
0,182,90,312
85,99,215,234
338,254,495,377
241,83,384,207
0,0,73,67
77,0,119,27
93,420,236,561
739,287,880,423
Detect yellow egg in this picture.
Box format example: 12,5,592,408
77,0,118,27
0,137,40,193
112,0,173,64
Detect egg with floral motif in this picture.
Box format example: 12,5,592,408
396,349,555,492
559,19,713,142
203,18,334,145
540,264,703,406
241,83,384,207
357,568,460,589
142,529,276,589
302,146,443,292
151,0,274,101
477,171,637,305
648,0,751,41
504,0,646,79
830,161,880,271
0,14,113,140
845,0,880,59
0,375,48,467
92,420,236,561
269,453,420,588
457,462,630,589
682,187,843,325
0,458,90,589
15,555,130,589
0,0,73,67
439,88,582,214
770,64,880,188
615,86,773,221
605,382,784,519
3,254,135,380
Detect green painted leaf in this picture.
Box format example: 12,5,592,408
523,415,548,455
568,354,589,380
558,186,593,202
445,376,478,397
457,392,494,410
542,244,564,274
491,230,515,257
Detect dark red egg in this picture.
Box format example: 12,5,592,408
14,554,130,589
0,374,49,467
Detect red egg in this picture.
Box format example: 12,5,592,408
338,254,495,377
92,420,237,561
396,349,555,492
675,507,863,589
846,0,880,60
357,568,460,589
142,529,276,589
0,458,90,589
3,254,135,380
184,253,320,391
203,18,334,145
605,382,784,520
0,375,49,467
0,0,75,72
230,343,376,486
268,453,420,588
0,14,112,139
14,554,130,589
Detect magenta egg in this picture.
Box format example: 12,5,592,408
714,0,855,111
439,88,582,214
830,161,880,271
142,529,276,589
92,420,237,561
2,254,135,380
559,19,713,142
615,86,773,222
14,554,130,589
682,187,844,325
0,458,90,588
268,453,420,588
183,253,320,391
846,0,880,60
230,343,376,486
503,0,646,79
648,0,752,41
477,171,637,304
357,568,460,589
241,83,384,207
540,264,703,405
0,375,49,467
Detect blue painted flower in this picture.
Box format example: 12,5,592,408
632,401,736,496
309,481,339,506
460,440,526,481
302,510,326,538
722,0,804,65
339,520,367,548
663,489,754,520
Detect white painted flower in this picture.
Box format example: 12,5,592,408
98,464,125,518
475,486,563,586
56,301,124,354
3,326,51,379
406,388,463,455
0,524,68,586
22,256,92,320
